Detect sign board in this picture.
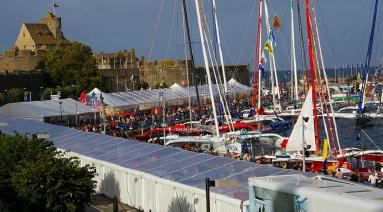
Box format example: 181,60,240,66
36,133,50,139
0,122,8,127
213,179,240,188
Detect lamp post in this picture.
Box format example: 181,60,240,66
40,86,44,101
101,95,106,135
302,116,309,172
191,73,202,118
4,90,10,115
205,178,239,212
59,101,63,124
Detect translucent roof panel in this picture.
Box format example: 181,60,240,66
135,150,196,172
0,98,93,120
93,81,251,107
160,157,236,182
0,116,311,202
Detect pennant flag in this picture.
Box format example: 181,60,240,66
261,51,267,63
258,60,265,80
80,91,87,104
53,2,59,7
269,30,276,46
272,15,282,29
322,139,329,160
264,40,273,56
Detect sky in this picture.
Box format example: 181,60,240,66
1,0,383,70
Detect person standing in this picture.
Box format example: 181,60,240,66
368,172,379,186
335,168,343,179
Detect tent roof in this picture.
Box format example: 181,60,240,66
0,116,313,201
0,98,93,120
169,82,185,90
91,81,251,108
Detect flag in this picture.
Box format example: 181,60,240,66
269,30,276,46
264,40,273,56
258,63,265,80
322,139,329,160
272,15,282,29
261,51,267,63
53,2,59,7
80,91,87,105
159,91,163,101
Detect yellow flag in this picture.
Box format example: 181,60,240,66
272,15,282,29
322,139,329,160
264,40,273,56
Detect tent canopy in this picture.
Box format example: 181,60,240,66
0,98,93,121
91,79,251,108
0,116,313,202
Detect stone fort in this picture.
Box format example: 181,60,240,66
0,12,66,72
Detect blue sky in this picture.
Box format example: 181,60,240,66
1,0,382,70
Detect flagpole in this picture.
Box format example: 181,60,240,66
53,1,56,15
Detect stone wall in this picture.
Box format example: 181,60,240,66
0,71,45,100
99,68,140,92
139,59,193,88
196,64,251,86
0,54,42,72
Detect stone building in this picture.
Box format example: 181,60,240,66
0,13,66,72
94,49,251,91
139,59,195,88
196,64,251,86
94,49,141,92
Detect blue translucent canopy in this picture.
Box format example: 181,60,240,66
0,116,308,201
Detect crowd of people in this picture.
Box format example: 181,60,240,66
75,96,252,138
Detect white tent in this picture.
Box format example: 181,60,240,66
89,80,251,109
0,98,94,122
169,82,186,91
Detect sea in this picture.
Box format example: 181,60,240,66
259,66,383,83
318,118,383,150
259,67,383,149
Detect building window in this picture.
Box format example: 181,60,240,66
23,32,25,37
23,45,26,49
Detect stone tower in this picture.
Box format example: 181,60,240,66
39,12,63,39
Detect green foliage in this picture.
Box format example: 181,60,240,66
0,92,4,106
42,85,82,100
0,133,96,211
6,88,25,103
43,41,102,90
154,81,168,89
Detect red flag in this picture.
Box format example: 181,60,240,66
80,91,87,105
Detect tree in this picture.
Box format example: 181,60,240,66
6,88,24,103
0,133,97,211
43,41,102,91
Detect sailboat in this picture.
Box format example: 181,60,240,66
355,0,380,125
158,0,245,155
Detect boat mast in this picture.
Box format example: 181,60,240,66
263,0,276,111
251,0,263,111
181,0,201,117
358,0,379,114
295,0,309,95
194,0,220,137
304,0,320,155
309,0,341,156
211,0,228,95
291,0,298,101
181,1,193,122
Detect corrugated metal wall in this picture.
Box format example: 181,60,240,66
65,150,243,212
